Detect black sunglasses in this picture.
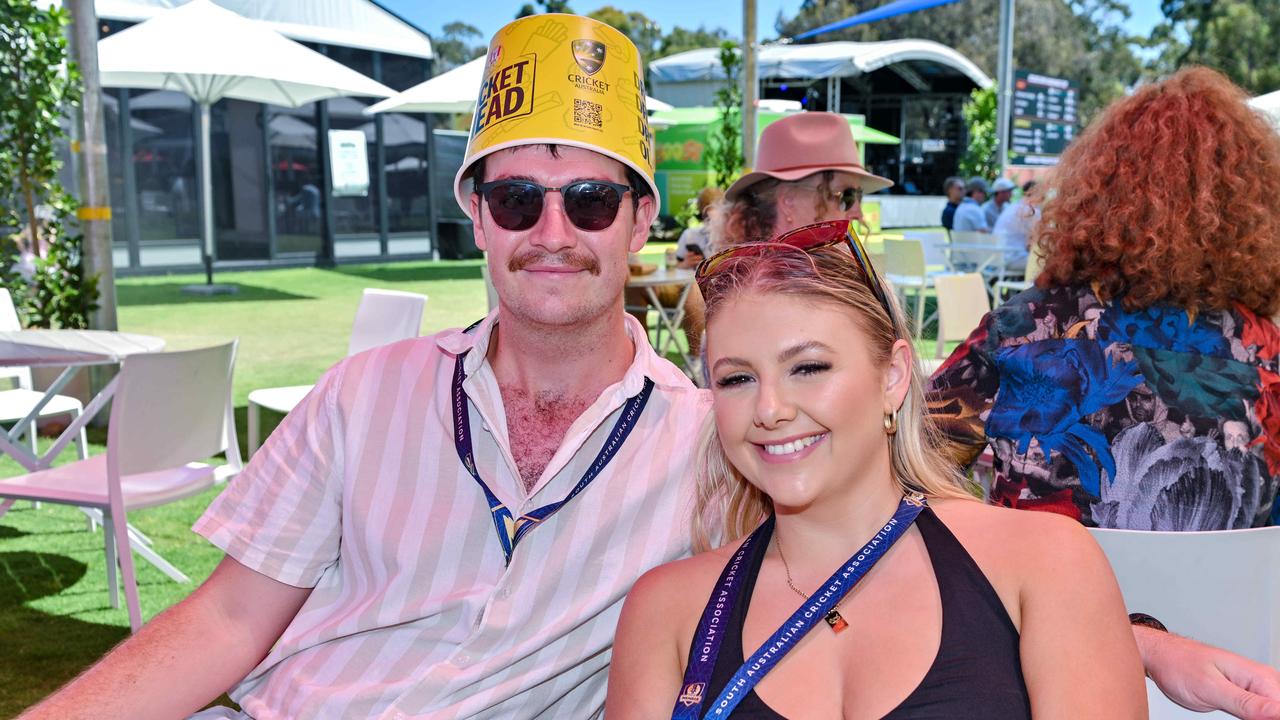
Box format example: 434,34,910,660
695,219,894,324
475,179,632,232
833,187,864,213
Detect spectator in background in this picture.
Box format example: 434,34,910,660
929,66,1280,533
993,179,1039,273
674,186,723,262
951,176,990,233
925,68,1280,719
984,177,1017,228
940,175,965,230
715,111,893,248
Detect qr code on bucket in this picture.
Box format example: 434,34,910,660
574,99,603,129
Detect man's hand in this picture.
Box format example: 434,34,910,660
1137,626,1280,719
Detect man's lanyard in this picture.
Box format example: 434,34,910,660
671,494,927,719
452,350,654,565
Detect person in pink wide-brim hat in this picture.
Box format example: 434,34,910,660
716,111,893,247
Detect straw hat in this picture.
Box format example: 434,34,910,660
453,14,659,217
724,112,892,200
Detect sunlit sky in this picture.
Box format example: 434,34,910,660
379,0,1165,47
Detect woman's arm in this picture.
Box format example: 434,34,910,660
605,564,691,720
1016,512,1147,719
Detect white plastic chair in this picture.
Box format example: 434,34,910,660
247,288,427,456
0,341,242,631
1090,526,1280,719
933,273,990,359
883,238,956,339
0,288,88,465
994,243,1045,301
902,230,952,272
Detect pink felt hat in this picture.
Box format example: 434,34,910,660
724,111,893,200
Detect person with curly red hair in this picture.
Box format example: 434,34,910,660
928,66,1280,717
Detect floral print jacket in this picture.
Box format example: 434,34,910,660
926,284,1280,530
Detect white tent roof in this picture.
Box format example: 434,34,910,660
650,39,991,89
97,0,433,59
366,56,678,115
98,0,395,107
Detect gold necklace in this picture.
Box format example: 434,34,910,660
775,532,850,633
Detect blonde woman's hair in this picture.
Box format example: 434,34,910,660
691,242,973,552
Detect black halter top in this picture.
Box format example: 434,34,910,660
685,508,1032,719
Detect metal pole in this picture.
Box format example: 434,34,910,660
742,0,758,169
200,103,214,284
995,0,1016,176
66,0,117,330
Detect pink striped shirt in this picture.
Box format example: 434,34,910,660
193,312,710,718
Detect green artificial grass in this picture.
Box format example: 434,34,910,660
0,245,954,714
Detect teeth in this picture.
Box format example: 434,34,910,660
764,434,825,456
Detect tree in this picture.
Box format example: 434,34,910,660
657,25,731,60
587,6,662,65
707,41,744,189
516,0,573,19
959,87,998,179
433,21,486,72
774,0,1144,124
1151,0,1280,95
0,0,99,329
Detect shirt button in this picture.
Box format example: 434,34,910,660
454,654,472,667
481,422,490,433
497,587,511,600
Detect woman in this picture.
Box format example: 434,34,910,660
606,221,1146,718
928,67,1280,531
714,111,891,247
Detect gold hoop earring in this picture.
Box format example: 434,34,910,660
883,408,898,436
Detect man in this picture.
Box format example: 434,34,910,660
21,15,707,719
983,176,1016,228
952,176,991,233
992,179,1039,273
21,16,1280,720
940,175,965,230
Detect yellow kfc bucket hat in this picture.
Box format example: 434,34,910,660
453,14,659,217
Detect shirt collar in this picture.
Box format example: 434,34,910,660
435,310,694,397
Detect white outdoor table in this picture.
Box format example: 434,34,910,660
0,330,188,580
947,242,1019,300
625,268,697,374
0,330,165,471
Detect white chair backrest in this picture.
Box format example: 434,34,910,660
108,341,237,478
902,231,950,268
0,288,21,331
480,262,499,313
1024,241,1045,282
0,288,32,389
948,230,989,268
1090,526,1280,666
883,238,926,279
1090,526,1280,719
347,288,426,356
934,273,989,352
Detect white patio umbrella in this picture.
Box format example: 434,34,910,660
365,55,675,115
97,0,395,290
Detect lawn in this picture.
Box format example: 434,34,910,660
0,242,956,715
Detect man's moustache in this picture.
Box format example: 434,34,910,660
508,251,600,275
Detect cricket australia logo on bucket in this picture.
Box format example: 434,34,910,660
571,39,606,75
473,53,536,136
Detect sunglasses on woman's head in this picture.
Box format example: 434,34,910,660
474,179,632,232
695,219,894,323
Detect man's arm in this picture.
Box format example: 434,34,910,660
1135,625,1280,720
19,555,311,720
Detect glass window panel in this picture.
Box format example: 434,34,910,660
128,90,200,245
269,103,322,255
